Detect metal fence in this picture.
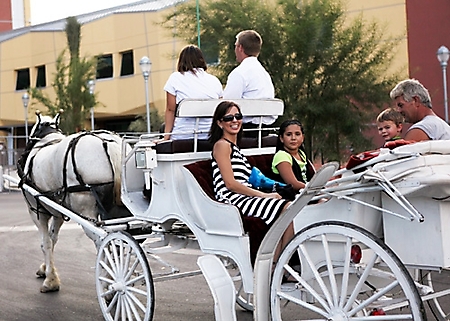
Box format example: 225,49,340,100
0,135,24,192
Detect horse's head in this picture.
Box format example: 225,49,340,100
29,110,62,140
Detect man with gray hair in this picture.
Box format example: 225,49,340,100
390,78,450,141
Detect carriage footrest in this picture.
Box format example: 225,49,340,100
197,255,237,321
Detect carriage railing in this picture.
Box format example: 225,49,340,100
309,140,450,226
137,98,285,152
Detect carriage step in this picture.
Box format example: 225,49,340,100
197,255,237,321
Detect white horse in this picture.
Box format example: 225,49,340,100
17,112,129,293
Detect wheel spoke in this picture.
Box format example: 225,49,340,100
126,284,148,297
124,294,143,321
104,246,118,276
277,290,329,317
98,275,115,285
113,294,121,321
343,251,378,312
321,234,339,306
111,240,121,276
339,237,352,308
121,295,126,320
282,263,330,312
99,259,117,281
126,290,148,313
119,240,125,278
124,257,140,282
123,293,134,321
106,292,119,313
299,242,333,311
348,279,399,316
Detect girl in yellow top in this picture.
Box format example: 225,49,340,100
272,120,315,192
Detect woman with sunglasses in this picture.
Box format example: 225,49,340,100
209,101,294,260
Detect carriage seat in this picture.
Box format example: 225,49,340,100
155,135,278,154
183,154,274,265
184,153,275,200
156,98,283,154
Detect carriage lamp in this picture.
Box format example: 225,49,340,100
88,79,96,130
22,93,30,142
135,147,157,169
437,45,449,123
139,56,152,133
135,146,157,192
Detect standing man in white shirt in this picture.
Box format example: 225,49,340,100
223,30,276,136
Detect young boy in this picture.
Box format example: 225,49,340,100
376,108,404,142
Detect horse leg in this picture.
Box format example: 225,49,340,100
30,211,62,292
39,215,65,292
29,210,49,278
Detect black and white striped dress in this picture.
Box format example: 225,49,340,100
212,141,289,226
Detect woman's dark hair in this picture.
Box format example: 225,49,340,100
208,101,243,144
177,45,208,74
276,119,306,153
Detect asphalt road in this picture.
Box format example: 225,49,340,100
0,191,253,321
2,191,450,321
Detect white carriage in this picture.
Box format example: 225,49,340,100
5,98,450,320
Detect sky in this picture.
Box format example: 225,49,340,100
30,0,137,25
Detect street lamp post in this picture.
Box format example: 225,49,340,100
139,56,152,133
88,79,96,130
437,45,450,123
22,93,30,142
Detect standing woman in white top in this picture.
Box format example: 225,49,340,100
163,45,223,140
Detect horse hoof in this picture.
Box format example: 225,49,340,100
40,285,60,293
36,271,46,278
36,263,46,278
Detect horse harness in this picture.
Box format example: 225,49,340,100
19,130,118,224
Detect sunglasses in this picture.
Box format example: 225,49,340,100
221,113,243,122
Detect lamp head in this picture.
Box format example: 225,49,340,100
87,79,95,94
139,56,152,77
437,45,450,67
22,92,30,108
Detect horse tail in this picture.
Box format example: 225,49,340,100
112,144,122,207
101,132,123,207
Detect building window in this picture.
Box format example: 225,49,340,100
120,50,134,76
36,65,47,88
16,68,30,90
97,54,113,79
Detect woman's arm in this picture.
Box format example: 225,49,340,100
276,161,306,191
213,140,280,199
164,92,177,140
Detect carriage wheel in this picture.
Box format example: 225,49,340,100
271,221,426,320
96,231,155,321
220,257,254,311
419,269,450,320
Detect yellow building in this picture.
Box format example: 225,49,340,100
0,0,416,154
0,0,188,139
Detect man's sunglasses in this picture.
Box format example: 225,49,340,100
222,113,243,122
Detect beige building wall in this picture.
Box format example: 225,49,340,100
0,0,409,137
346,0,408,77
0,6,185,132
